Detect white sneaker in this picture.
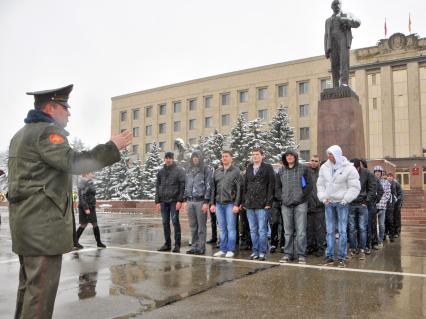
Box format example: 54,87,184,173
213,251,226,257
225,251,234,258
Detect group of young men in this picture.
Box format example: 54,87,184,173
155,145,403,268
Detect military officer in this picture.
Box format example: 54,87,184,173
7,84,132,319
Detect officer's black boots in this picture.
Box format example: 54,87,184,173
93,226,106,248
75,226,85,249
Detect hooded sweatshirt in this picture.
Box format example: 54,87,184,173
277,149,311,207
183,151,212,203
317,145,361,204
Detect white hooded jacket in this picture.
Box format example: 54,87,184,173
317,145,361,204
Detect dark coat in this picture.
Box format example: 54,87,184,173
78,178,98,224
155,163,186,203
210,165,241,206
243,162,275,209
306,166,323,213
351,168,377,206
8,109,120,256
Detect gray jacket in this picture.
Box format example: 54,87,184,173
184,161,212,203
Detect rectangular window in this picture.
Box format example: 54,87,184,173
320,79,333,92
222,114,231,126
132,109,140,120
120,111,127,122
145,143,151,153
300,150,310,161
221,93,230,106
372,73,377,85
159,142,166,150
189,138,197,145
278,84,288,97
239,90,249,103
300,127,310,140
132,127,140,137
188,99,197,111
132,144,139,154
145,106,152,118
372,98,377,110
173,101,181,113
174,121,181,132
189,119,196,130
258,87,267,100
145,125,152,136
159,103,167,115
299,81,309,95
159,123,166,134
299,104,309,117
205,116,213,128
241,112,248,120
204,96,213,108
258,109,268,120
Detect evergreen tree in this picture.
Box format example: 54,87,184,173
127,159,144,199
94,166,113,200
230,113,250,166
0,150,8,193
245,118,270,162
141,141,163,199
266,108,298,161
70,138,88,192
202,129,224,168
108,149,132,200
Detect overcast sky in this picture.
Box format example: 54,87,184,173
1,0,425,151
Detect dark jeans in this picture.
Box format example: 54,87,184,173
307,209,326,253
385,204,396,238
348,205,368,250
271,203,284,248
394,201,402,234
209,211,217,241
239,209,252,247
367,203,378,248
160,202,181,247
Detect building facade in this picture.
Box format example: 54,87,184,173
111,32,426,190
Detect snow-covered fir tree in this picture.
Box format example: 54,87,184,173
201,129,224,168
141,141,163,199
266,107,298,161
245,118,270,162
0,150,8,193
127,159,144,200
70,138,88,192
230,113,250,166
94,166,113,200
108,149,132,200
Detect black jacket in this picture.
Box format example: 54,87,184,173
155,163,186,203
374,176,384,204
243,162,275,209
351,168,377,206
210,165,241,206
78,178,96,210
306,166,323,212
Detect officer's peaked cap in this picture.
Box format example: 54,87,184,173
26,84,73,108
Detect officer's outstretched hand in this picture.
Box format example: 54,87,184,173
111,131,132,150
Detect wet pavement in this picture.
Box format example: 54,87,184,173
0,206,425,318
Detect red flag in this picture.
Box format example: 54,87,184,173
384,18,387,37
409,13,412,33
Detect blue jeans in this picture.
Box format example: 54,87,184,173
215,203,237,252
377,209,386,243
247,209,269,256
281,202,307,258
160,202,181,247
348,205,368,250
325,202,349,259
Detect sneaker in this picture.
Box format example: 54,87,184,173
158,244,171,252
270,246,277,253
372,244,379,250
322,257,334,265
213,250,226,257
279,255,290,263
249,253,259,260
225,251,234,258
298,256,307,264
394,234,399,238
350,249,356,257
377,243,384,249
359,249,366,260
338,259,346,268
365,247,371,255
258,254,266,261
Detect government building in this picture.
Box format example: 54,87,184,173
111,32,426,190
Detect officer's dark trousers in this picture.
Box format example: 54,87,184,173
15,255,62,319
